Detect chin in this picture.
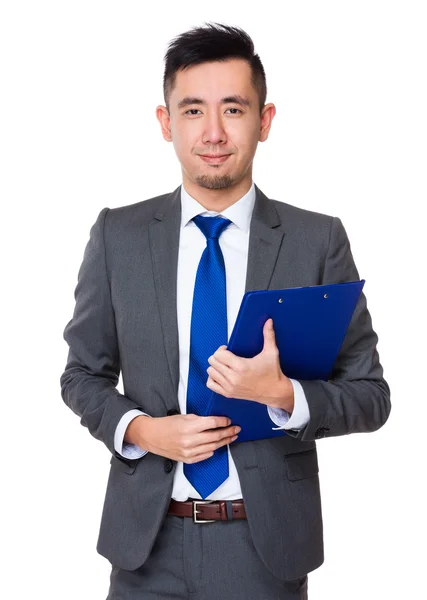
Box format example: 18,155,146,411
194,173,235,190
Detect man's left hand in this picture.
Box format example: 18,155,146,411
206,318,294,413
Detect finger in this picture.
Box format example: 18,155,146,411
210,432,239,449
206,377,226,395
188,452,214,464
198,416,232,430
208,356,233,379
196,425,239,447
207,366,229,388
185,448,225,464
210,347,241,370
193,433,239,457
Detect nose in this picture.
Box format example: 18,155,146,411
201,109,227,146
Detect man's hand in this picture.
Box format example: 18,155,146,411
127,414,241,463
206,318,294,412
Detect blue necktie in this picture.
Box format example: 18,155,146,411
184,214,233,499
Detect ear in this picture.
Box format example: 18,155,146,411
156,105,172,142
259,103,276,143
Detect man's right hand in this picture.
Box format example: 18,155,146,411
125,414,241,463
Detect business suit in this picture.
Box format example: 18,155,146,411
60,182,390,588
114,182,310,480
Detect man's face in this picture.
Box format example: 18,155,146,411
157,58,275,192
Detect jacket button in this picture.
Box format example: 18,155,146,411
164,459,174,473
167,409,180,416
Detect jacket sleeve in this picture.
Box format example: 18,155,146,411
287,216,391,442
60,207,143,456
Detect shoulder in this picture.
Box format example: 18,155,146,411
267,198,339,246
104,191,172,229
270,198,335,228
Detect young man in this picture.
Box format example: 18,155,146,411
60,22,391,599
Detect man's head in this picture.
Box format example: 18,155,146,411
156,23,276,207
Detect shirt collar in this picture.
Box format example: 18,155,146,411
180,181,256,233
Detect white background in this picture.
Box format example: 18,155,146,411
1,1,426,598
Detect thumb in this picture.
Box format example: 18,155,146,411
262,318,275,349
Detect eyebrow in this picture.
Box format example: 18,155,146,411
177,95,251,110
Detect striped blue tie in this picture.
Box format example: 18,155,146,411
184,214,233,499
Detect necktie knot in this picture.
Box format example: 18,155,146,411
193,215,232,240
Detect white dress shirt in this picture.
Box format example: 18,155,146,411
114,181,310,500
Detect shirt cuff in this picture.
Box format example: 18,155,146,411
114,409,151,459
267,379,310,431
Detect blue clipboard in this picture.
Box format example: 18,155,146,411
205,280,365,442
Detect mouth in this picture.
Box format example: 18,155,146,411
199,154,231,165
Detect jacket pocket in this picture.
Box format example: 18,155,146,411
285,448,319,481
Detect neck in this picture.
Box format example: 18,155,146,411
182,173,253,212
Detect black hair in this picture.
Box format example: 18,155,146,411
163,22,267,115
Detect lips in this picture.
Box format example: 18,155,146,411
199,154,231,164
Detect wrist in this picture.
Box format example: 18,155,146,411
270,376,295,412
124,415,154,451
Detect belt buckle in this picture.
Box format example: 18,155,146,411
193,500,216,523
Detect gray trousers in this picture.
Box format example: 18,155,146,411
106,508,308,599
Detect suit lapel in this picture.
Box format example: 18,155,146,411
148,185,182,411
148,183,285,413
245,184,285,293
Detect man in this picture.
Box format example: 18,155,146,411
60,22,391,599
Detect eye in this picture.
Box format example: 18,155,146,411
184,107,243,116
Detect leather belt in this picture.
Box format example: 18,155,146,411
168,498,247,523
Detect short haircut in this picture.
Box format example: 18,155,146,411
163,22,267,115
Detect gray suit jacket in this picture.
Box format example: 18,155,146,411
60,183,391,581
